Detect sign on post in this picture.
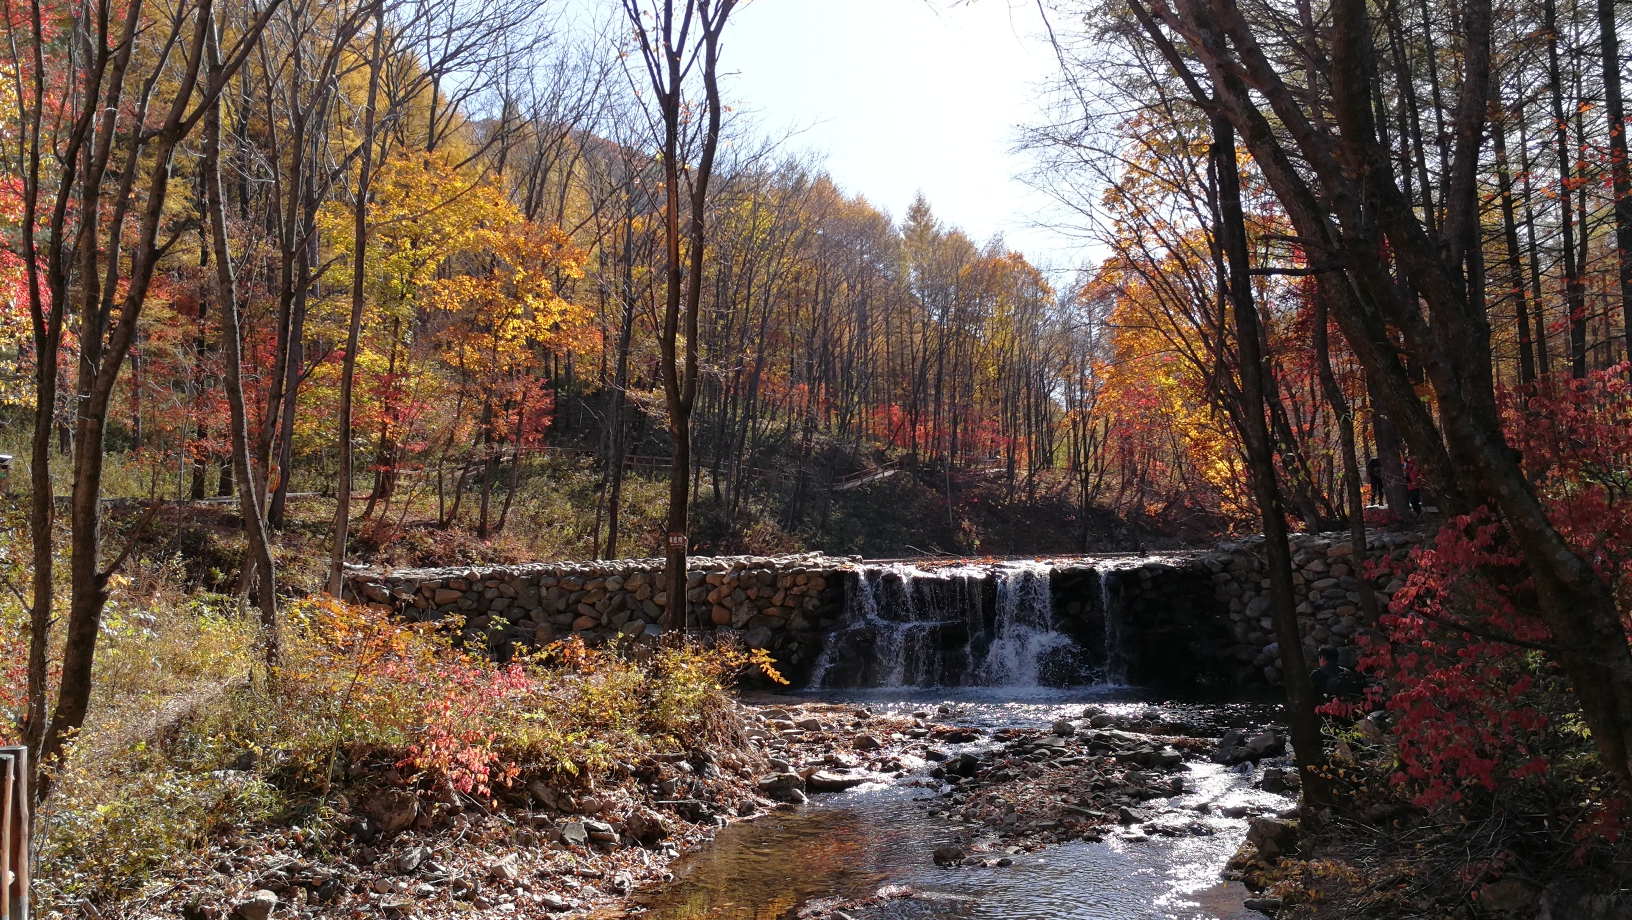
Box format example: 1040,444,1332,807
0,745,27,920
666,533,687,550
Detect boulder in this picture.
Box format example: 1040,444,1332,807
807,771,867,792
932,845,965,867
853,734,883,751
488,854,519,881
623,807,670,846
362,789,419,837
1051,719,1076,737
1477,878,1541,916
1245,816,1296,858
395,845,428,874
757,771,807,802
233,891,278,920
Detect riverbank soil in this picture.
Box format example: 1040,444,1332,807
98,697,1304,920
132,701,915,920
1216,720,1632,919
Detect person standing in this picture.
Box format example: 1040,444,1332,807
1366,456,1383,505
1404,457,1423,516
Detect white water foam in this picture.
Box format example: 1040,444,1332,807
975,561,1073,688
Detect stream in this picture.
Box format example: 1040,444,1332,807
639,690,1292,920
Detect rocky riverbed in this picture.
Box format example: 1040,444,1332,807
160,695,1297,920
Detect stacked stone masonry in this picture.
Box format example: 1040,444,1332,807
345,529,1422,690
1202,529,1424,686
343,553,854,678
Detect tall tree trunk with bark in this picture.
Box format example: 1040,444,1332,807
204,28,280,667
622,0,738,630
328,2,384,596
1209,113,1329,802
1600,0,1632,363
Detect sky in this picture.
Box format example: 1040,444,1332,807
720,0,1073,268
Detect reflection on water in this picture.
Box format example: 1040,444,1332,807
640,697,1288,920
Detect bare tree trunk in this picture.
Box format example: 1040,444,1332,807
622,0,739,630
204,28,279,666
1603,0,1632,362
1208,112,1328,803
1313,280,1380,624
328,0,384,597
1544,0,1589,377
1493,106,1537,384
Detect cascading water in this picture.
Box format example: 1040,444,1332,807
975,562,1073,687
805,563,989,689
809,559,1114,690
1099,567,1130,685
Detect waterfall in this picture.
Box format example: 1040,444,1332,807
806,563,987,689
974,562,1073,687
810,559,1101,690
1099,568,1129,685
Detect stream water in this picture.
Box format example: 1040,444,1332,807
641,561,1288,920
639,692,1289,920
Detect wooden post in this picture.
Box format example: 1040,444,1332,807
0,745,27,920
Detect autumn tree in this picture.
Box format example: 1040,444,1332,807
619,0,738,627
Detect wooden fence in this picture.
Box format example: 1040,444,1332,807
0,746,27,920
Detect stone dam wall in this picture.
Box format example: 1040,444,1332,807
343,552,853,679
343,528,1421,688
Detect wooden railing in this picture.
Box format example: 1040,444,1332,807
0,746,27,920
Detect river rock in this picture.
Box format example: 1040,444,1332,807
362,789,419,837
932,845,965,866
1258,766,1299,793
560,820,589,846
489,854,519,880
1243,897,1283,916
853,734,883,751
1245,816,1296,858
808,771,867,792
624,807,670,845
1051,719,1076,737
1245,730,1281,754
758,771,808,802
233,891,278,920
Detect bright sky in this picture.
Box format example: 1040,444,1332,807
722,0,1072,269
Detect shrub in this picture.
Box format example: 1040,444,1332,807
1352,366,1632,813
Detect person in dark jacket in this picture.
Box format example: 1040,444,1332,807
1310,647,1363,701
1366,456,1384,505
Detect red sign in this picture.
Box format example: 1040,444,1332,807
667,533,687,548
